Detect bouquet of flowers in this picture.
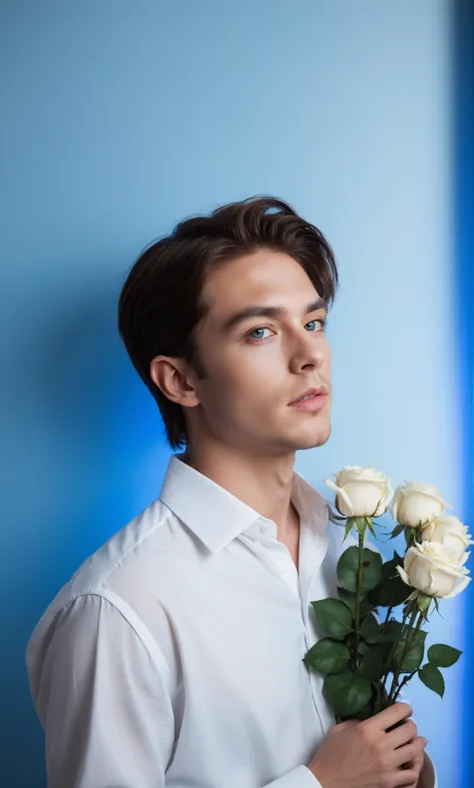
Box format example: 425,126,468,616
304,466,471,722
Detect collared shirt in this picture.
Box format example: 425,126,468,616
25,454,436,788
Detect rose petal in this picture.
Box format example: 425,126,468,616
443,575,472,599
324,479,354,516
397,566,411,587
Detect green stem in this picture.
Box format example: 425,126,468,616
392,608,429,703
382,605,393,630
392,670,418,704
387,608,423,704
380,602,413,696
354,531,365,668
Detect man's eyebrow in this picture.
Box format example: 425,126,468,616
222,298,328,333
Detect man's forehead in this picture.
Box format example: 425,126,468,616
199,250,323,324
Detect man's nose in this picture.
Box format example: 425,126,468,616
289,332,327,373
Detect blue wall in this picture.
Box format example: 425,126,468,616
454,0,474,784
0,2,466,786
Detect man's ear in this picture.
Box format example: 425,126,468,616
150,355,201,408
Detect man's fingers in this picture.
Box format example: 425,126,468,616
368,702,413,731
402,753,425,779
390,737,427,769
388,719,419,749
391,769,420,787
404,753,424,769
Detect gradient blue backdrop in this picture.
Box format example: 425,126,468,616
0,2,470,786
455,0,474,783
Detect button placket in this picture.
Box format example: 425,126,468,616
269,540,300,594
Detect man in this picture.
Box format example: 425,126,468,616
26,197,436,787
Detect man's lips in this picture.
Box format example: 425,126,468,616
288,392,328,412
288,386,328,406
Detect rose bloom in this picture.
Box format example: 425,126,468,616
397,541,471,599
390,481,450,528
420,515,474,564
324,466,393,518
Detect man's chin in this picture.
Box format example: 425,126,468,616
288,423,332,451
302,434,331,450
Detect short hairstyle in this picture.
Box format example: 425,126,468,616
118,196,338,449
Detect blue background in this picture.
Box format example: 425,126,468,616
0,2,471,786
455,0,474,783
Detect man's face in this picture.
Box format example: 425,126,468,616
189,249,332,455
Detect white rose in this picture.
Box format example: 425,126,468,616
390,482,450,528
420,515,474,564
324,465,393,518
397,541,471,599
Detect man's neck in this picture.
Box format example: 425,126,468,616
181,442,298,538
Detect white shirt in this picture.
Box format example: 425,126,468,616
26,454,436,788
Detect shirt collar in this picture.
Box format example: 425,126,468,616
159,453,328,554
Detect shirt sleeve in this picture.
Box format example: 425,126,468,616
26,593,175,788
418,752,437,788
27,594,323,788
264,765,321,787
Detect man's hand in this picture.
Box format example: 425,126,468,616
404,752,425,787
307,702,427,788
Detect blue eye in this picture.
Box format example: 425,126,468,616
249,327,271,340
306,319,326,332
246,318,327,343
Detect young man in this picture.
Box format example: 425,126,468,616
26,197,436,787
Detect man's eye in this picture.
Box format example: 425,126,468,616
306,319,326,332
247,319,327,342
248,327,272,341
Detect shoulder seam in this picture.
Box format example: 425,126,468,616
66,589,173,695
98,502,171,588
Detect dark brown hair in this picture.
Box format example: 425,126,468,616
118,196,338,449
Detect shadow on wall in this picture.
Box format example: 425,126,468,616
1,282,171,788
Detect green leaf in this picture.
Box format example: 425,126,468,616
369,554,411,608
358,643,387,681
356,517,367,537
382,553,403,579
428,644,462,668
373,575,411,609
324,670,373,716
303,638,351,675
390,523,406,540
311,599,354,640
337,548,359,592
365,517,376,538
337,588,374,618
395,628,427,673
405,528,417,548
337,587,357,616
380,620,402,642
419,663,445,698
417,593,432,614
343,517,355,541
360,614,382,644
360,601,377,617
337,547,383,593
359,549,384,592
355,702,375,721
